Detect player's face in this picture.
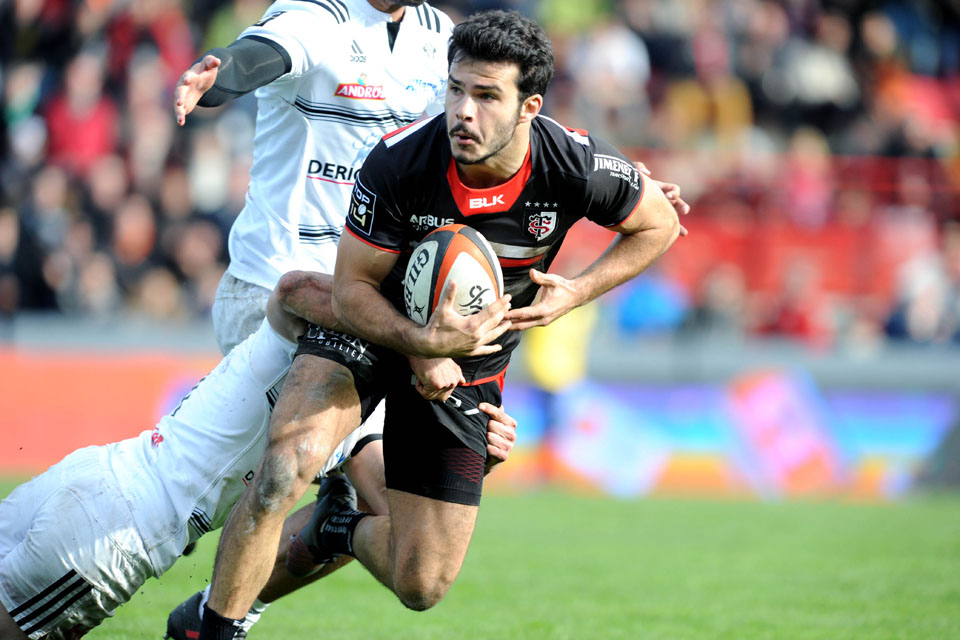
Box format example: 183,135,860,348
446,59,526,166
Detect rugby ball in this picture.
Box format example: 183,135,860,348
403,224,503,326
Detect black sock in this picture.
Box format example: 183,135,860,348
198,603,245,640
320,509,369,556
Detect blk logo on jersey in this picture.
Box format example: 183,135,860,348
349,180,377,235
524,203,558,241
335,75,386,100
469,194,504,209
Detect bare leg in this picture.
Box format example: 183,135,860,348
352,489,478,611
259,442,387,603
206,355,362,619
0,606,28,639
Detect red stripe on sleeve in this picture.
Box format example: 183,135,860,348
344,226,402,253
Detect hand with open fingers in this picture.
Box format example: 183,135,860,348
174,55,221,126
421,281,512,358
504,269,578,331
481,402,518,471
409,356,464,402
633,161,691,237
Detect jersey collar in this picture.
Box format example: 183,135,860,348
445,144,532,216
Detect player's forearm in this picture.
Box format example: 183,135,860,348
196,37,290,107
571,217,680,306
275,271,343,331
332,280,428,357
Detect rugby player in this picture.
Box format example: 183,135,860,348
195,10,683,639
0,271,517,639
174,0,454,353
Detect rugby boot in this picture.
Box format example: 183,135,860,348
165,588,266,640
285,473,358,578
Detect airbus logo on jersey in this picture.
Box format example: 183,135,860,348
335,74,386,101
409,214,455,231
594,154,641,190
469,195,504,209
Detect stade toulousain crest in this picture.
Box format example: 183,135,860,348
523,201,558,242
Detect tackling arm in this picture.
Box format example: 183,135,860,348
264,270,346,342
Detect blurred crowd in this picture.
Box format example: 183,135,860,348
1,0,958,348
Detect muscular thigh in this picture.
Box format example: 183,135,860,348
267,354,364,467
386,488,478,578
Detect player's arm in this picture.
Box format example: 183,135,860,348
506,174,680,331
264,270,352,343
331,233,512,359
174,37,290,125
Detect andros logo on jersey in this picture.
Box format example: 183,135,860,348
403,224,503,326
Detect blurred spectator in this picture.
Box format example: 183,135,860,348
567,16,651,146
0,206,55,312
755,258,833,348
44,46,118,178
615,269,690,335
682,262,747,341
885,254,958,344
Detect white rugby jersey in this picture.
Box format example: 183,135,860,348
104,320,374,576
227,0,453,290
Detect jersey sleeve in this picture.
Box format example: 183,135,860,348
238,1,342,78
344,142,408,253
583,137,645,228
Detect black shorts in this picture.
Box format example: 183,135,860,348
294,324,504,506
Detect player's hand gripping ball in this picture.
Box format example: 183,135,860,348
404,224,504,326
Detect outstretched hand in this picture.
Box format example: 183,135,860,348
634,161,690,236
174,55,221,126
420,282,512,357
504,268,578,331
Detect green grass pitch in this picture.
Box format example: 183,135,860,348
2,479,958,639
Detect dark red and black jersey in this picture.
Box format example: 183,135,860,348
344,114,645,382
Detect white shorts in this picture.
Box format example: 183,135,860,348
0,447,154,639
212,272,272,355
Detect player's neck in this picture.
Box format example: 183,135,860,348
366,0,408,21
455,126,531,189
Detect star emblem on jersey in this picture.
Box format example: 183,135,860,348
523,205,558,241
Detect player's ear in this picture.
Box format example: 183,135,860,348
518,94,542,124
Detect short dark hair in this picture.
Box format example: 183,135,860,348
447,10,554,101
